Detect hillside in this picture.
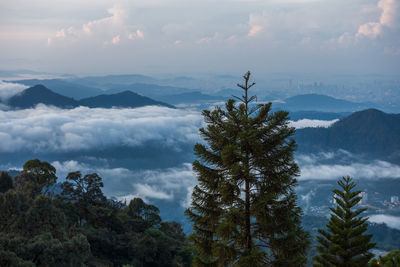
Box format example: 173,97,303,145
106,83,191,98
78,91,174,108
276,94,375,112
295,109,400,162
7,85,78,109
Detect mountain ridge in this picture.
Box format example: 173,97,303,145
4,85,174,109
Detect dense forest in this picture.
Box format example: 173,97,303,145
0,160,192,266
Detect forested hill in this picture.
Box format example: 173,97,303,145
295,109,400,162
3,85,174,109
8,85,78,109
275,94,375,112
9,79,103,99
79,91,174,108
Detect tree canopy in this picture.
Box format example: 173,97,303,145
313,176,375,267
186,71,309,266
0,159,192,266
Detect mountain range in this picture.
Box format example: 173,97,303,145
10,79,104,99
4,85,174,109
275,94,378,112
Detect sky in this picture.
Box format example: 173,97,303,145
1,0,400,75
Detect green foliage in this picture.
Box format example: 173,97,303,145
186,71,309,266
61,171,107,225
0,171,13,193
369,250,400,266
313,176,376,267
0,159,192,266
13,159,57,197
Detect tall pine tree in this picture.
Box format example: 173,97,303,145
186,71,309,266
313,176,375,267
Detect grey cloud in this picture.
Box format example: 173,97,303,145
52,160,196,206
289,119,338,129
369,214,400,230
0,105,203,153
297,151,400,180
0,81,28,102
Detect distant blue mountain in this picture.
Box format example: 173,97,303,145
10,79,104,99
8,85,78,109
156,91,224,104
5,85,174,109
105,83,192,98
295,109,400,163
276,94,377,112
79,91,174,108
70,74,157,87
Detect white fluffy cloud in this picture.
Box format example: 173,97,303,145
0,81,28,102
247,13,268,37
48,6,144,46
357,0,400,38
289,119,338,129
117,163,196,205
0,105,202,153
52,160,196,206
369,214,400,230
297,152,400,180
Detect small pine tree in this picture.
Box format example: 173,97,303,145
313,176,375,267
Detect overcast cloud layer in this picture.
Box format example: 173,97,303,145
0,0,399,74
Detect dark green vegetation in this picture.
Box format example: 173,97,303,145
303,215,400,258
313,176,375,266
0,159,191,267
186,72,309,266
4,85,173,109
369,250,400,266
295,109,400,163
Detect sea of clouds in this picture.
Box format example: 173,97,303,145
0,105,203,153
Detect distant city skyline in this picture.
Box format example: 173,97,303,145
1,0,400,75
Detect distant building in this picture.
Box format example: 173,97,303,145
391,196,399,203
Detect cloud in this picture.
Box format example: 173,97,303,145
52,160,196,206
127,184,174,200
0,81,28,102
369,214,400,230
82,6,126,35
48,6,144,46
289,119,338,129
0,105,202,153
356,0,400,38
118,163,196,205
128,30,145,40
247,13,268,37
111,35,120,45
297,152,400,180
196,32,221,44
